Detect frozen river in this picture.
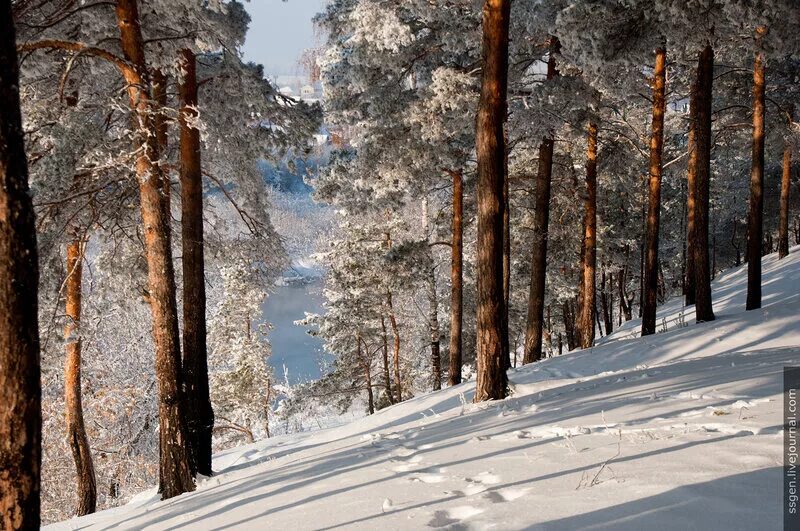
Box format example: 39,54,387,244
261,278,329,385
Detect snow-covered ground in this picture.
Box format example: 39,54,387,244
50,248,800,530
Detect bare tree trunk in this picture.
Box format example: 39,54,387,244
0,6,42,525
601,271,613,336
577,122,598,348
423,199,442,390
746,27,767,310
380,316,394,402
474,0,510,402
357,336,374,415
64,238,97,516
778,105,794,260
448,171,464,385
387,289,402,402
427,267,442,391
523,37,559,365
178,48,214,478
642,47,667,336
562,299,576,351
115,0,194,499
692,44,716,323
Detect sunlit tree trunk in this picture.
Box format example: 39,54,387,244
178,47,214,478
523,37,559,365
64,238,97,516
642,47,667,336
474,0,510,402
746,27,767,310
0,5,42,526
115,0,194,499
778,105,794,260
577,122,598,348
692,44,715,323
448,171,464,385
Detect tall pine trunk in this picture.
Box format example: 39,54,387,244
448,171,464,385
577,122,598,349
178,48,214,477
115,0,194,499
64,238,97,516
746,27,767,310
523,37,558,365
642,47,667,336
692,45,715,323
0,6,42,525
474,0,510,402
778,105,794,259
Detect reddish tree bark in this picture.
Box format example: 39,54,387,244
178,48,214,477
523,37,559,365
642,47,668,336
692,45,715,323
778,105,794,260
448,171,464,386
474,0,510,402
115,0,194,499
64,238,97,516
0,5,42,526
746,27,767,310
577,122,598,348
685,113,697,305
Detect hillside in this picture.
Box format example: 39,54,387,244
50,249,800,530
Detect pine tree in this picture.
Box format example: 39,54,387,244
179,47,214,478
474,0,510,402
114,0,194,498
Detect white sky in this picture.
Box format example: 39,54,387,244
241,0,328,78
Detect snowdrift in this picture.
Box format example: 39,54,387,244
50,248,800,530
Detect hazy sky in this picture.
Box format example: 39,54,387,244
241,0,328,77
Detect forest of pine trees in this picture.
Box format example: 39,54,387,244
1,0,799,527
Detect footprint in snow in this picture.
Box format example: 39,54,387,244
482,487,529,503
466,472,501,486
427,506,484,528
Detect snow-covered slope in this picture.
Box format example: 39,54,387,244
50,249,800,530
